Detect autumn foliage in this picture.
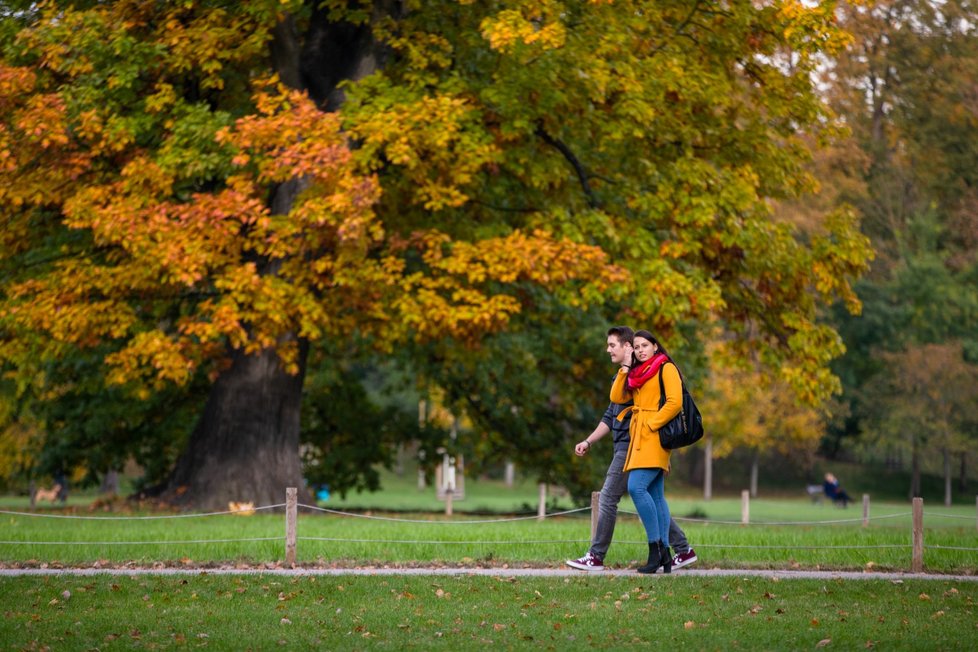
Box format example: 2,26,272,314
0,1,877,502
0,49,619,395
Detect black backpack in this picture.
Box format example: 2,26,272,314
656,364,704,449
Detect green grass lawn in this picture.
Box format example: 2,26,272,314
1,495,975,574
1,573,976,650
3,473,977,650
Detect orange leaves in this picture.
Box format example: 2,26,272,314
1,260,139,364
0,66,36,104
221,84,357,186
0,66,92,207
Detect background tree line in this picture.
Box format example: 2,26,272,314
0,1,974,509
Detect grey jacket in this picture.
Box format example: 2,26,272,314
601,376,633,452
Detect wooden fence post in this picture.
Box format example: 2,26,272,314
590,491,600,541
741,489,750,525
285,487,297,567
862,494,870,528
975,495,977,533
538,483,547,520
911,497,923,573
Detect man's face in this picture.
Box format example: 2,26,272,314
606,335,631,365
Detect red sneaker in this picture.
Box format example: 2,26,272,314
565,552,605,571
672,549,698,570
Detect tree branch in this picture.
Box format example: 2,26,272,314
535,124,599,209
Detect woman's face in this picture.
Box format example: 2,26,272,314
633,336,658,362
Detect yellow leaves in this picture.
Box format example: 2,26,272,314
777,0,853,55
145,83,178,114
481,3,567,53
157,6,270,90
1,261,139,362
106,331,195,387
347,90,499,210
389,229,624,344
381,27,454,85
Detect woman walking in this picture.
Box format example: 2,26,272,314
610,330,682,574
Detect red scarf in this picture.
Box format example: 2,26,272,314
627,353,669,391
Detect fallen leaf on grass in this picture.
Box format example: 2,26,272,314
919,593,931,601
816,638,831,647
684,621,695,630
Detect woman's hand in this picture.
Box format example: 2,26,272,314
621,342,633,369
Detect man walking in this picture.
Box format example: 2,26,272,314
566,325,698,571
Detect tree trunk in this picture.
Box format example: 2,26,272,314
703,437,713,500
749,450,759,498
910,436,921,499
158,343,311,511
944,447,952,507
959,451,968,493
148,8,389,510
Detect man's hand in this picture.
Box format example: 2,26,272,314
574,440,591,457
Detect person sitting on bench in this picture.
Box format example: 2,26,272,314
822,472,852,507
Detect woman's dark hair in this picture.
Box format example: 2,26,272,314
633,329,668,357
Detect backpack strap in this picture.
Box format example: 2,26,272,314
657,362,684,410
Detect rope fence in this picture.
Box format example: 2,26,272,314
2,491,976,573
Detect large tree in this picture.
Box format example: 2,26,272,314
1,1,869,509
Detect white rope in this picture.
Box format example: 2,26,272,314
0,537,951,553
297,536,915,551
0,537,281,545
689,543,910,550
666,512,914,526
297,503,590,523
299,537,590,545
926,512,977,520
927,544,978,552
0,504,286,520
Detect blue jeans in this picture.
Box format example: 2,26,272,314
628,468,670,544
589,451,690,559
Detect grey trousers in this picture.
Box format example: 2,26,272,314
589,447,690,560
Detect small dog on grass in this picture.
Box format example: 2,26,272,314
228,501,255,516
34,484,63,503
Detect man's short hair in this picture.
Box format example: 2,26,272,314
607,325,634,345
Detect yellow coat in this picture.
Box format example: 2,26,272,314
611,362,682,472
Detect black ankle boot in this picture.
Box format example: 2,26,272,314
659,541,673,574
637,541,662,574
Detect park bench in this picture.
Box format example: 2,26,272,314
805,484,824,504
